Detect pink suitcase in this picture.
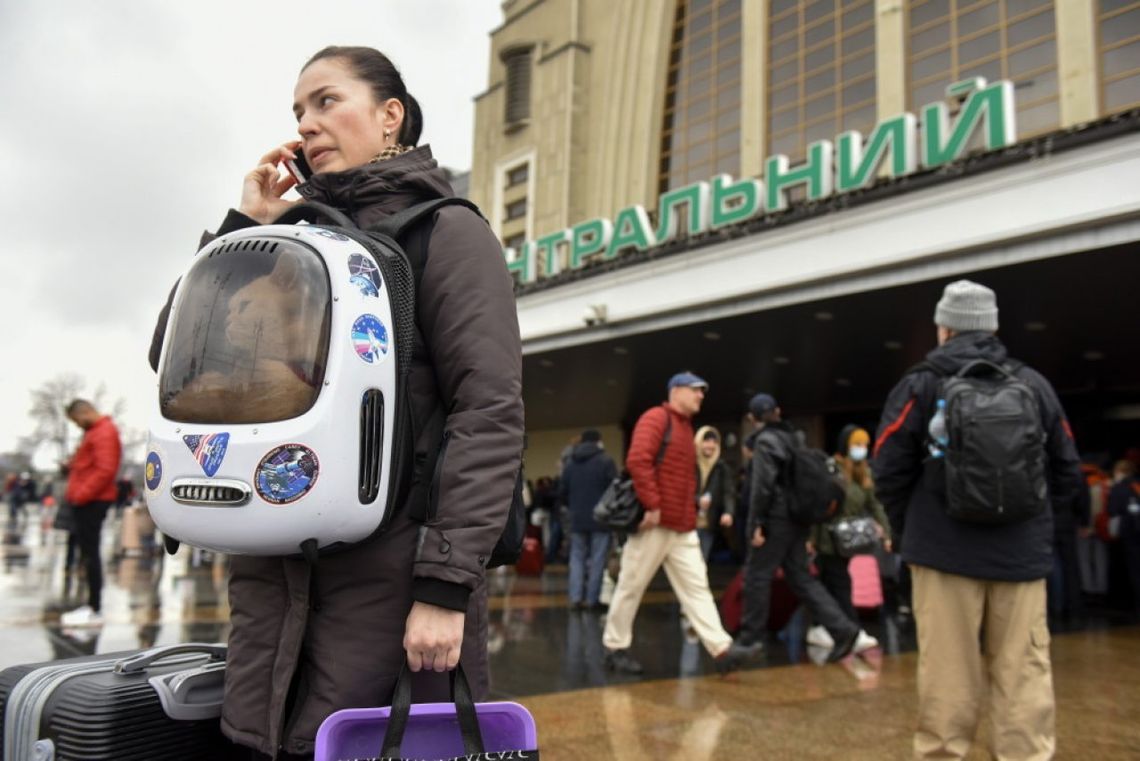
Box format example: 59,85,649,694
849,554,884,609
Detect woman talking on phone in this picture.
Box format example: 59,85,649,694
149,46,523,760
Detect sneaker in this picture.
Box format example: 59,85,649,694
604,649,644,675
714,640,764,675
827,628,859,663
853,630,880,654
60,605,104,628
806,625,834,648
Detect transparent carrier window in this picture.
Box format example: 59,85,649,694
161,239,332,424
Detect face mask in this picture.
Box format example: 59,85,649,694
848,446,868,462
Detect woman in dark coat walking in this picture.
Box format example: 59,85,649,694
150,46,523,760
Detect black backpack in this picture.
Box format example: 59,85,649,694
923,359,1048,525
275,199,527,568
779,431,846,526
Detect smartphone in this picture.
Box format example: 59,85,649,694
285,149,312,185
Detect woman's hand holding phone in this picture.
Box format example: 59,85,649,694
238,142,302,224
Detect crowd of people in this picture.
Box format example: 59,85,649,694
3,37,1138,759
528,280,1140,759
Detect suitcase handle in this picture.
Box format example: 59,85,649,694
114,643,227,674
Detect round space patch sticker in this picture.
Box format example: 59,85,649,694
348,253,382,297
255,444,320,505
144,450,164,494
351,314,389,364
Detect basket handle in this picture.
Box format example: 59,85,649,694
380,663,485,757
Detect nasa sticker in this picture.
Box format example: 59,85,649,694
182,433,230,477
351,314,389,364
311,227,349,242
348,253,382,297
255,444,320,505
144,447,165,495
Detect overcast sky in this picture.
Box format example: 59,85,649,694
0,0,502,469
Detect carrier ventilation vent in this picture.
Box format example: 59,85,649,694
171,478,252,506
206,240,280,257
359,389,385,503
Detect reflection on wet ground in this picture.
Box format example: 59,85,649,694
2,514,1138,759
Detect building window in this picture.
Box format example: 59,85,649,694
908,1,1060,140
659,0,743,194
1099,1,1140,114
503,232,526,252
505,198,528,222
506,163,529,188
767,0,878,162
502,45,534,127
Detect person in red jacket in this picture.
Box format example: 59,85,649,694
60,399,122,627
602,372,759,675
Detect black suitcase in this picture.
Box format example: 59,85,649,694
1,643,231,760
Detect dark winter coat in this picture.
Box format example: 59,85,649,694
701,459,737,529
1108,476,1140,544
747,421,799,531
559,442,617,533
627,404,698,532
148,147,523,757
871,332,1081,582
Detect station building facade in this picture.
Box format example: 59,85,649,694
468,0,1140,477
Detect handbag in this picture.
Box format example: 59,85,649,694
52,500,75,533
314,664,538,761
593,413,672,531
829,515,879,557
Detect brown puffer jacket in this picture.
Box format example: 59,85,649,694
148,147,524,758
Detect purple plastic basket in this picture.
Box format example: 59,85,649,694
315,701,538,761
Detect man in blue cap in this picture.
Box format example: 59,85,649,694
602,372,758,675
735,393,872,662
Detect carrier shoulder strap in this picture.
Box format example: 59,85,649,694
370,197,485,287
373,197,484,527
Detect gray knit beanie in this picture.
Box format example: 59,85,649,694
934,280,998,332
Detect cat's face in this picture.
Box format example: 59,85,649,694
225,253,310,361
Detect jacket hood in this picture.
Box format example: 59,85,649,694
695,425,721,492
925,331,1008,374
572,441,603,462
297,145,454,226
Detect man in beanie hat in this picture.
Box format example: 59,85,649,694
559,429,617,609
872,279,1081,759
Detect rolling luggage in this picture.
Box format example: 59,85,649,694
849,554,884,609
515,526,544,577
1,643,229,760
719,567,803,634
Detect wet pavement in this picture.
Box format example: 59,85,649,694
2,511,1139,759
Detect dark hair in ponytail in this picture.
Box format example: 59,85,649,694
303,46,423,145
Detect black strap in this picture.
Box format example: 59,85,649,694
654,412,673,467
380,663,485,757
371,197,484,287
270,201,357,228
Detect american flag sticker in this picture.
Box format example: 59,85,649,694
182,433,231,477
